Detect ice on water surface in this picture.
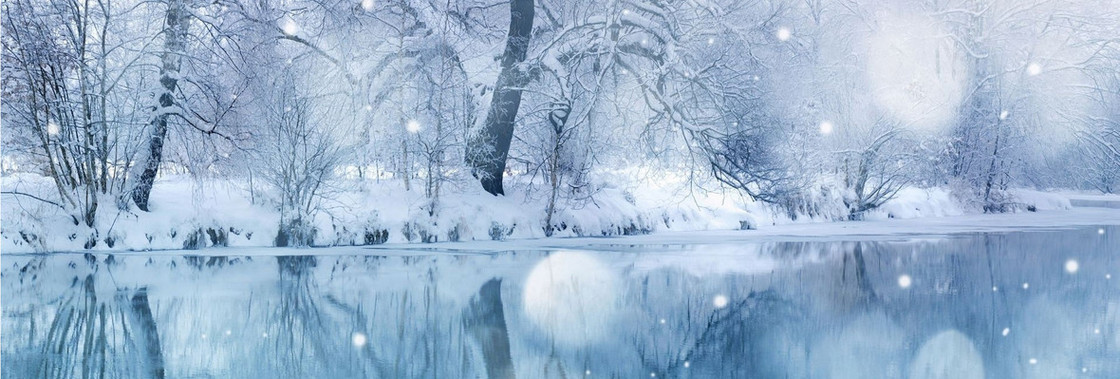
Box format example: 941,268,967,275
2,226,1118,378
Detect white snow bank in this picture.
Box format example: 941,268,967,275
2,171,1115,253
1007,189,1073,211
863,187,964,220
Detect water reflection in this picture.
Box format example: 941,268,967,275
3,226,1118,378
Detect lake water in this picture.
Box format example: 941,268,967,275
3,226,1118,378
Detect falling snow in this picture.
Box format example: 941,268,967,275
281,18,299,36
898,274,912,288
713,295,729,308
819,120,834,135
352,332,368,347
1027,63,1042,76
776,27,791,41
1,0,1119,377
406,119,422,134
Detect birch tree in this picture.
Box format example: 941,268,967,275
129,0,190,211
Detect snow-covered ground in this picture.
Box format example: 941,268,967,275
38,207,1107,258
376,206,1120,252
4,173,1118,254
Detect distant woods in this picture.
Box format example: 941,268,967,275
3,0,1119,238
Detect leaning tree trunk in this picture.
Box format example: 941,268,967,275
462,279,515,379
466,0,535,195
129,288,166,379
132,0,188,211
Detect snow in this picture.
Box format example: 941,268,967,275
1028,62,1042,76
620,12,667,45
351,332,367,347
281,17,299,36
898,274,912,288
2,171,1118,254
2,208,1116,377
1065,259,1079,273
776,27,791,41
863,14,967,134
819,120,834,135
405,119,421,133
868,187,964,219
2,0,1118,375
712,294,728,308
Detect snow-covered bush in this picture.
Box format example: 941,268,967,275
253,77,345,247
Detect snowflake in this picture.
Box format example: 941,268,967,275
1065,259,1079,274
1027,63,1042,76
819,121,834,135
281,18,299,36
776,27,791,41
406,119,422,134
352,332,368,347
713,294,729,308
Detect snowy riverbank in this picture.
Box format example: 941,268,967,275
2,173,1117,253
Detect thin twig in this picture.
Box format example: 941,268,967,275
1,191,68,210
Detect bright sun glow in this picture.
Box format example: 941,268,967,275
523,251,619,347
909,330,983,378
865,15,966,134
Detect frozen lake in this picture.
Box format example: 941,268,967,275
3,225,1119,378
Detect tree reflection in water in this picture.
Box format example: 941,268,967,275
2,226,1118,377
31,270,164,378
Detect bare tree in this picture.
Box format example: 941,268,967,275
838,127,912,219
257,79,345,247
1,0,145,233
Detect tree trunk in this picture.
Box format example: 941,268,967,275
129,288,166,379
132,0,188,211
463,279,515,379
466,0,534,195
